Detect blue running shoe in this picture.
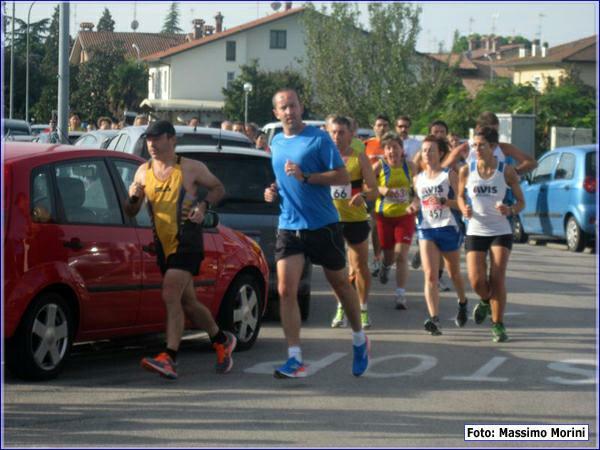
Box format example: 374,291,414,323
352,336,370,377
274,357,307,379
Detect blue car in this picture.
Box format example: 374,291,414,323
513,145,597,252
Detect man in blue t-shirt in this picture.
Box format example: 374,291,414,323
264,88,370,379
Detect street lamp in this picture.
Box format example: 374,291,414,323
132,43,141,63
26,1,37,123
243,82,253,126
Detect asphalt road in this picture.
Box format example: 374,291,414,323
3,240,597,447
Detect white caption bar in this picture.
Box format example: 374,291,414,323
464,424,589,441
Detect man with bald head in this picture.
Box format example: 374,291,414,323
264,88,370,379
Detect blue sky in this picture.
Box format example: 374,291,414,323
8,1,598,52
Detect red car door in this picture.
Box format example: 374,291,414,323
53,158,141,332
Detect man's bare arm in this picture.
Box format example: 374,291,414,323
123,164,146,217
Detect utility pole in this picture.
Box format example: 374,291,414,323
26,1,37,123
57,2,70,143
9,1,15,118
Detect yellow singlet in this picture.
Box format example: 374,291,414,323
144,157,195,257
374,160,412,217
332,147,369,222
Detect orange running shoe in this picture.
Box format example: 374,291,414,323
213,331,237,374
141,352,177,379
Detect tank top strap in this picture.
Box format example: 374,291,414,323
498,161,505,173
469,161,476,172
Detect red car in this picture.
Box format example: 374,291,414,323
3,142,269,380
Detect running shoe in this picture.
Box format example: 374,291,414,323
274,357,307,379
424,317,443,336
352,336,370,377
141,352,178,379
379,265,391,284
455,299,468,328
410,251,421,269
394,292,408,310
473,300,491,324
370,259,381,277
213,331,237,374
361,310,371,329
491,323,509,343
438,276,451,292
331,306,347,328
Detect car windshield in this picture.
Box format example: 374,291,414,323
178,152,278,214
4,124,30,136
585,151,596,177
176,133,253,148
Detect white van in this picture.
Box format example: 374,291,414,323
262,120,325,145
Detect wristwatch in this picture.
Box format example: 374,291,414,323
201,199,211,210
302,173,311,184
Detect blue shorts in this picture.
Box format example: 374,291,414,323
417,226,463,252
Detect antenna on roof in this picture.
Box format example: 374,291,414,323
131,2,139,31
271,2,282,12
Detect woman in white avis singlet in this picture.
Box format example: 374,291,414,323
406,136,469,336
457,127,525,343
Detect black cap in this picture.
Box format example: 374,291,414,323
143,120,176,137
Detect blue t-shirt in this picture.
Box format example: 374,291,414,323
271,125,344,230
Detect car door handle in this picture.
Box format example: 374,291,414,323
63,238,83,250
561,185,570,190
142,243,156,255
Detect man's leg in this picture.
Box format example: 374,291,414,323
277,254,305,347
347,239,371,309
324,266,361,332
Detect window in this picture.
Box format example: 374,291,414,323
113,160,152,227
226,71,235,90
270,30,287,49
226,41,236,61
54,160,123,225
531,153,559,184
30,168,54,223
555,153,576,180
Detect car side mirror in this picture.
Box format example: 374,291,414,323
202,210,219,228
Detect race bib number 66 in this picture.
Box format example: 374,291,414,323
331,184,352,200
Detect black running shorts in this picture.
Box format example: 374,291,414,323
157,221,205,276
275,223,346,271
340,220,371,245
465,234,513,253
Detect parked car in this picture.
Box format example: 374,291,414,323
106,125,254,154
356,128,375,141
31,124,50,136
262,120,326,146
125,140,313,321
73,129,119,149
514,145,597,252
3,119,33,141
3,142,269,380
34,130,85,145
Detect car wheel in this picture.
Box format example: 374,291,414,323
299,292,311,322
566,216,586,252
512,215,528,244
218,274,263,351
6,293,73,380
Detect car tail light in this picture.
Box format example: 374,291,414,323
583,176,596,194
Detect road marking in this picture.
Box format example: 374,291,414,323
546,359,596,385
365,353,437,378
443,356,509,382
243,352,347,376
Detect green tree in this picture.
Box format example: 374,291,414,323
97,8,115,32
107,59,149,116
222,60,309,125
301,3,456,127
162,2,183,34
31,5,59,122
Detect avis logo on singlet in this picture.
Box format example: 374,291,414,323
155,185,172,193
421,185,443,196
472,185,498,195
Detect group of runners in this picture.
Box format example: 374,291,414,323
125,87,537,381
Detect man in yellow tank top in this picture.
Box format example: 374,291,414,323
327,116,378,329
125,120,235,380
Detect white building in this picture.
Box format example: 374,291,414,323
142,5,307,123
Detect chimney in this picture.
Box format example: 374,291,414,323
80,22,94,31
531,39,539,57
215,12,224,33
468,37,476,52
518,47,528,58
284,2,293,10
204,25,214,36
492,37,500,53
541,42,548,58
193,19,205,39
